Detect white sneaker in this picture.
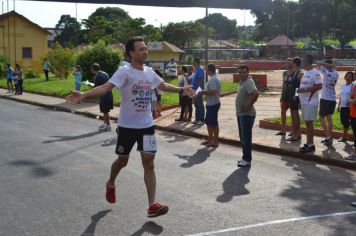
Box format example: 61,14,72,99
197,121,204,125
237,159,251,167
99,124,111,132
98,123,106,130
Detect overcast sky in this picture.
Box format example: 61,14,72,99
9,0,256,28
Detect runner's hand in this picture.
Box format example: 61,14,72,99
65,91,83,104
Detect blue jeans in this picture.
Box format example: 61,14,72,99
194,95,205,122
75,82,81,91
237,115,256,162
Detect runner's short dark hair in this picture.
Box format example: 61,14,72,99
238,64,249,72
91,63,100,71
292,57,302,67
345,71,354,81
207,64,216,73
125,36,144,58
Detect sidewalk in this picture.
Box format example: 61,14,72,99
1,88,355,170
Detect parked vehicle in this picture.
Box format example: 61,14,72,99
303,45,319,51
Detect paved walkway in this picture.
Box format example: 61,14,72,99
1,88,355,169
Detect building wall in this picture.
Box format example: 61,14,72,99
0,14,49,73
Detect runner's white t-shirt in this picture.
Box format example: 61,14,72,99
340,84,353,108
299,68,322,105
320,66,339,101
109,64,164,129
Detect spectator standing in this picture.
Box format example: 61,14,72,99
200,64,221,147
166,58,178,80
297,55,322,154
192,58,205,125
43,58,51,82
73,65,82,92
91,63,114,132
337,72,354,142
15,64,23,95
235,65,259,167
285,57,303,141
346,79,356,161
317,59,339,146
276,58,293,135
6,64,13,93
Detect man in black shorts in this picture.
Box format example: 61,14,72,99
317,59,339,146
91,63,113,132
66,37,195,218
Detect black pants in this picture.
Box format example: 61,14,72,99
18,79,23,94
351,117,356,148
180,96,193,119
44,70,49,81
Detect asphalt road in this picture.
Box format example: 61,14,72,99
1,99,356,236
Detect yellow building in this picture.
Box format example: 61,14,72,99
147,41,185,71
0,11,51,72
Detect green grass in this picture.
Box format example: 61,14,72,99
0,76,237,107
267,112,344,132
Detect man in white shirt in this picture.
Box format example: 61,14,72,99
66,37,195,218
166,58,178,80
297,55,322,153
317,59,339,145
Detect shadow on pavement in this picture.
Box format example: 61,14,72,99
43,131,102,143
8,159,55,178
280,156,356,235
130,221,163,236
216,167,251,203
82,210,112,236
160,131,190,143
101,138,117,147
175,147,216,168
7,139,106,178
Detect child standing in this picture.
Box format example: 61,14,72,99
6,64,14,93
337,72,354,142
15,64,23,95
73,65,82,91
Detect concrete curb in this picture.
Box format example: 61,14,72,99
259,120,355,140
2,93,356,171
155,125,356,171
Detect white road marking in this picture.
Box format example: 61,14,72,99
186,210,356,236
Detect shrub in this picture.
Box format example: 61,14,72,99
46,43,76,79
295,41,305,49
76,41,123,82
24,68,39,79
0,55,9,78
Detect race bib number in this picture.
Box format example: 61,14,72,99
143,135,157,152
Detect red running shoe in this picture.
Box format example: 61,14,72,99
106,183,116,204
147,202,169,217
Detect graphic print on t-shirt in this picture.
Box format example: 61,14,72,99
131,80,153,112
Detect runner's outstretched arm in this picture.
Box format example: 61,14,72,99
66,82,115,104
157,83,196,98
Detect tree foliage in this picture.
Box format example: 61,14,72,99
76,41,123,82
252,0,356,48
46,43,76,79
197,13,237,40
55,15,81,47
